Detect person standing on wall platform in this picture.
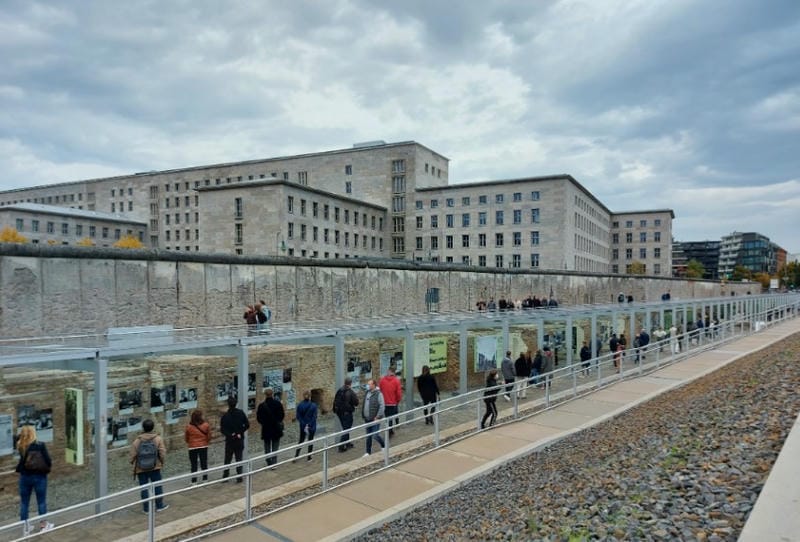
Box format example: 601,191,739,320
293,390,318,462
379,366,402,436
16,425,54,536
220,396,249,482
416,365,440,425
256,387,284,468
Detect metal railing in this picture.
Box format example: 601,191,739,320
4,301,797,541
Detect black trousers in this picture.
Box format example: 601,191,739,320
422,396,436,423
481,399,498,428
188,447,208,482
223,438,244,479
263,437,280,466
295,428,316,457
385,405,399,431
337,412,354,449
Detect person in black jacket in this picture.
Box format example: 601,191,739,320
580,341,592,376
514,353,531,398
220,396,249,482
256,388,284,468
416,365,440,425
481,369,499,429
332,378,359,452
16,425,54,535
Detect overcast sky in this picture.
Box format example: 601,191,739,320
1,1,798,251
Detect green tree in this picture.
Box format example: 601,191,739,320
628,261,646,275
0,226,28,243
780,261,800,289
731,265,752,281
685,259,705,279
752,272,771,290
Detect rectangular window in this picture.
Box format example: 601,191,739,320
102,227,109,238
654,247,661,258
513,192,522,202
640,232,647,243
512,254,521,268
462,234,470,248
640,248,647,259
479,195,487,204
288,223,294,239
446,235,454,249
298,171,308,184
513,209,521,224
495,255,504,268
612,264,619,273
478,212,487,226
430,199,438,208
640,219,647,227
301,224,307,241
626,232,633,243
392,196,405,212
392,175,405,193
31,220,39,232
47,222,55,234
353,211,359,226
612,233,619,244
446,214,454,228
165,215,171,225
416,216,423,229
462,213,470,227
283,172,289,180
495,210,504,225
446,198,454,207
334,207,340,222
612,248,619,259
312,201,319,218
430,236,439,250
513,232,521,246
416,200,423,210
531,191,540,201
530,231,539,245
530,253,540,268
462,196,470,206
626,220,633,228
654,263,661,274
114,229,121,240
111,202,115,213
654,219,662,226
175,196,180,207
235,198,243,218
345,164,352,175
324,228,329,243
75,224,83,236
15,218,23,231
479,233,487,247
335,230,340,244
175,213,180,224
478,255,487,267
391,159,405,173
416,237,423,250
324,204,329,220
495,194,504,204
313,226,319,242
495,233,504,247
430,215,438,228
235,223,243,244
531,208,540,223
626,248,632,259
287,196,294,213
89,225,96,237
61,223,68,235
128,201,133,211
345,181,352,194
654,231,661,242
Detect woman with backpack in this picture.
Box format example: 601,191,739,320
16,425,54,535
184,410,211,483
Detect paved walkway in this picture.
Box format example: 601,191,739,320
191,319,800,542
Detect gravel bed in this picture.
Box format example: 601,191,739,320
355,334,800,542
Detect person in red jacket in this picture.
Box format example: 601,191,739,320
379,366,402,436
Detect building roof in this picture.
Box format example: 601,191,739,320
0,202,146,225
0,141,448,195
197,179,387,211
416,174,614,215
611,209,675,219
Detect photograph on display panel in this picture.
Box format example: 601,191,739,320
64,388,84,465
179,387,198,408
17,405,53,443
475,335,502,372
0,415,13,456
119,389,143,414
263,369,283,401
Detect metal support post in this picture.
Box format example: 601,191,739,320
404,328,415,416
459,323,468,395
335,334,345,389
93,356,109,509
237,345,249,460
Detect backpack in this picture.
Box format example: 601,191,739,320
333,387,348,414
136,439,158,471
256,310,267,324
24,446,50,474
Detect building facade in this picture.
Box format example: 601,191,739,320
718,231,776,277
0,203,146,247
608,210,674,276
0,141,675,275
671,240,721,279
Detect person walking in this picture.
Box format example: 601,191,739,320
514,352,531,398
531,349,543,387
256,387,285,467
130,419,168,513
332,378,359,452
16,425,54,536
541,346,555,388
362,379,386,456
293,391,318,462
580,341,592,376
481,369,499,429
669,324,680,354
500,350,515,401
416,365,440,425
379,366,402,436
638,328,650,361
184,410,211,483
220,396,249,482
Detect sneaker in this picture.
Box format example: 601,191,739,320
362,453,370,458
306,456,312,461
22,523,32,537
503,394,511,401
156,504,169,512
40,521,55,532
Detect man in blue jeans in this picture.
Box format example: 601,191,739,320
130,419,168,513
361,379,385,457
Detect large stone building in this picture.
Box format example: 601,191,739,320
0,140,673,274
0,203,146,247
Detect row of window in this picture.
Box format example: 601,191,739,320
613,219,662,228
111,201,134,213
612,231,663,244
415,231,542,249
149,170,310,197
573,195,610,227
417,209,541,229
13,218,140,240
163,212,199,226
234,222,386,252
423,163,443,178
164,229,198,242
162,195,199,210
1,192,95,206
611,248,663,260
284,197,385,230
110,188,134,197
416,191,540,210
610,263,662,275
